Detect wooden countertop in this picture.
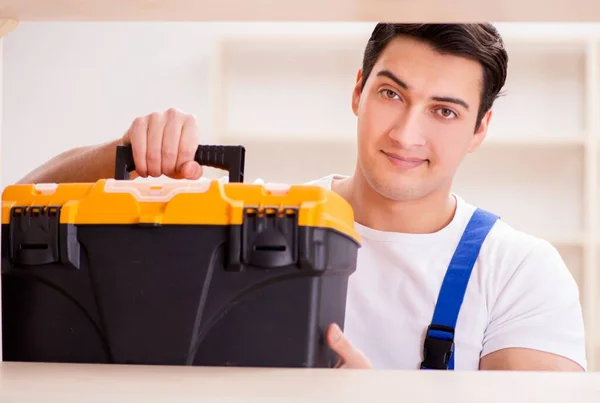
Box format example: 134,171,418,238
1,0,600,22
1,362,600,402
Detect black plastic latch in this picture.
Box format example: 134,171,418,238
228,207,299,270
420,324,455,370
9,205,61,266
8,205,80,269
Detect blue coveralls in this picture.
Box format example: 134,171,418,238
420,208,499,370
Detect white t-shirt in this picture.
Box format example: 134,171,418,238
306,174,588,371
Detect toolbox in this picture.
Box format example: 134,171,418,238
1,144,360,368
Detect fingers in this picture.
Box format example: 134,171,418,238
161,109,183,177
326,323,372,369
177,116,202,179
127,116,149,178
146,112,165,177
121,107,201,179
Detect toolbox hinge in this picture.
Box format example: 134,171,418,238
8,205,80,269
227,206,299,270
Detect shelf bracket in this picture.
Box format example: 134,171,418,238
0,19,18,37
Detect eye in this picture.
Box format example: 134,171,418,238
435,108,457,119
379,89,401,100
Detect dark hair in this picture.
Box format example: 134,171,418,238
361,23,509,130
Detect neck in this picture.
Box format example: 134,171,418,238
333,172,457,234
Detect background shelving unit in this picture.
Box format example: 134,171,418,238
207,23,600,370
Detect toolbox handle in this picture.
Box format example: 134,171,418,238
114,144,246,183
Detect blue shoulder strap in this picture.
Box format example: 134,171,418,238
420,208,499,370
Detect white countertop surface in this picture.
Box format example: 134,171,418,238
1,362,599,402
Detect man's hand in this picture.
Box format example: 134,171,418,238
121,107,203,180
326,323,373,369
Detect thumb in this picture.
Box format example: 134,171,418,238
326,323,368,368
179,160,203,180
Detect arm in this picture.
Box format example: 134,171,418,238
479,239,587,371
480,347,584,371
17,139,121,184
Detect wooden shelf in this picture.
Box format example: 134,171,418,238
547,233,586,246
2,1,600,22
482,136,587,147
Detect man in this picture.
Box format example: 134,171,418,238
18,23,587,371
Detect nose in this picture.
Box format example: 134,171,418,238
387,108,426,148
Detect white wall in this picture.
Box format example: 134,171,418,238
2,22,223,185
1,21,378,185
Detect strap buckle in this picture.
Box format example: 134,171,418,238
420,324,455,370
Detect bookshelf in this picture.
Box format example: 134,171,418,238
208,23,600,370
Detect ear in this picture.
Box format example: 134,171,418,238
352,69,363,116
468,109,492,153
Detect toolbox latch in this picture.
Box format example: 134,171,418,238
8,205,80,269
232,207,299,269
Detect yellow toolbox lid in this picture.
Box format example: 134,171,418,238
2,179,360,244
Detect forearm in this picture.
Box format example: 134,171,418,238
480,348,585,371
17,139,122,184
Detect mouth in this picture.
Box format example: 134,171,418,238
381,151,427,168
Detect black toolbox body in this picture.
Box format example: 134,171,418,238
1,145,360,368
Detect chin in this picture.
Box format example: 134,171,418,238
364,172,426,201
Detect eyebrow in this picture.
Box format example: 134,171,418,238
431,96,470,111
377,70,408,89
375,70,470,110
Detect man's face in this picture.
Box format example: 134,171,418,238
352,35,492,202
